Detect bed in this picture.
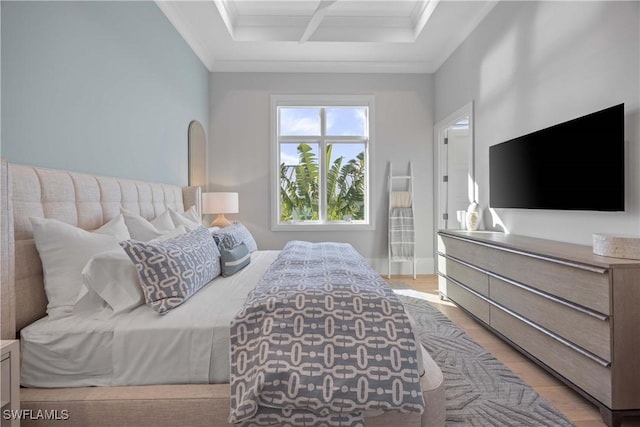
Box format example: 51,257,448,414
0,159,445,426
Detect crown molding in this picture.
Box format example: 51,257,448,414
155,1,217,71
210,59,435,74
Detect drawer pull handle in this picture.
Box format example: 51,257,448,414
446,276,611,368
439,253,609,322
492,303,611,368
487,272,609,321
440,233,609,274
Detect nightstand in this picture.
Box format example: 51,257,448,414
1,340,19,427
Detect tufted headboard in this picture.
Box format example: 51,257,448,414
0,159,201,339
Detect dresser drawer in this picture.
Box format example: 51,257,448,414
445,279,490,324
439,236,491,271
1,356,10,408
445,257,489,296
491,306,612,407
487,248,610,315
490,276,611,362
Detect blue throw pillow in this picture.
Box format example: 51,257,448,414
220,242,251,277
211,223,258,252
120,227,221,315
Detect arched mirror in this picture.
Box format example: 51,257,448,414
188,120,207,188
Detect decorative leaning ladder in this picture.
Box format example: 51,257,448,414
388,162,416,279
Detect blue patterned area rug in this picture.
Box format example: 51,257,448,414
397,293,575,427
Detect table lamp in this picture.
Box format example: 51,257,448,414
202,192,238,227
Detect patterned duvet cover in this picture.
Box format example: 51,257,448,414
229,241,425,426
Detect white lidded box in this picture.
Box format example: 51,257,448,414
592,233,640,260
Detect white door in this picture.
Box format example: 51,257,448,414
435,105,474,232
445,124,471,229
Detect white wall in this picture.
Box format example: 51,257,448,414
209,73,434,274
435,1,640,245
1,2,209,185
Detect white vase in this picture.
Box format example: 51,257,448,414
465,202,481,231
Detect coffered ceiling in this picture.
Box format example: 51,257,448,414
156,0,498,73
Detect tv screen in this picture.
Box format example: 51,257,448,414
489,104,625,211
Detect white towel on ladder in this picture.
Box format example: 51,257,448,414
390,191,412,208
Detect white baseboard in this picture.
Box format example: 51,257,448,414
366,257,435,277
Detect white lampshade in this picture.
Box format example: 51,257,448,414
202,192,239,227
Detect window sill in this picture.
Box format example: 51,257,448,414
272,221,374,232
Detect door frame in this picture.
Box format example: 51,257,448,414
433,100,475,234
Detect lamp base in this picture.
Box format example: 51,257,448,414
210,214,232,228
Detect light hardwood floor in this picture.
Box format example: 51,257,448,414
391,274,640,427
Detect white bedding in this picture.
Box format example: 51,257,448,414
20,250,280,388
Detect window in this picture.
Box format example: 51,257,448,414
271,95,374,230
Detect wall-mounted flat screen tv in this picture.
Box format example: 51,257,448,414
489,104,625,211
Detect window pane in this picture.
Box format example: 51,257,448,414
279,108,321,136
326,107,367,136
326,143,366,221
279,143,320,221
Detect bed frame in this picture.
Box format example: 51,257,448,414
0,159,445,426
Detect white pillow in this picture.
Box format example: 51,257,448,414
121,208,175,241
96,215,132,241
30,214,131,319
79,249,144,315
151,224,189,241
74,225,189,317
169,206,202,230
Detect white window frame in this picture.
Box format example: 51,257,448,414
271,94,375,231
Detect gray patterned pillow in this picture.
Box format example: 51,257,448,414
220,242,251,277
120,227,221,315
211,223,258,252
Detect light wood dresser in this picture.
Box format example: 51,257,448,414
437,230,640,427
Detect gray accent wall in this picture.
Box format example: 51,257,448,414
1,1,209,185
209,73,434,274
435,1,640,245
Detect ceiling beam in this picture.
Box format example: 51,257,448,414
413,0,440,40
213,0,236,39
300,0,338,43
